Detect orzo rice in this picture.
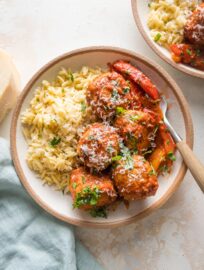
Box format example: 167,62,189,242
21,66,105,192
147,0,199,47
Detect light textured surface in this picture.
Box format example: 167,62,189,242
0,0,203,269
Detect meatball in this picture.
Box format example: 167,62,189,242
112,155,158,201
87,71,132,120
184,3,204,46
77,123,120,171
114,109,157,153
70,167,117,210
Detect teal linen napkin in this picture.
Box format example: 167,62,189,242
0,138,104,270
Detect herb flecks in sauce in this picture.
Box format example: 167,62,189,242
167,151,176,161
116,107,126,115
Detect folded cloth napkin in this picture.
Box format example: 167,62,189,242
0,138,104,270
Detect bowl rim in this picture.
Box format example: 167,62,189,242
131,0,204,79
10,46,194,228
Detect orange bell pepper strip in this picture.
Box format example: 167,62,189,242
159,124,176,154
159,123,176,168
148,123,176,172
148,145,166,172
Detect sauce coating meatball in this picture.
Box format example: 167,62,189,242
87,72,132,120
112,155,158,201
77,123,120,171
70,167,117,210
114,109,157,153
184,3,204,46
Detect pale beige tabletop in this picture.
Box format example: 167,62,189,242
0,0,204,269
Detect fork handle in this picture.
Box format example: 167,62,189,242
177,141,204,193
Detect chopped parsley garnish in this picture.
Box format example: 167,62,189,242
124,155,134,170
111,80,119,86
112,143,135,170
125,70,130,75
72,182,77,189
154,33,161,42
112,155,122,161
119,142,130,157
81,101,87,113
111,89,120,102
73,186,100,208
149,163,157,176
133,149,138,155
116,107,126,115
67,71,74,82
129,114,141,122
167,151,176,161
127,132,138,148
88,135,95,140
89,207,107,218
123,87,130,94
81,176,86,184
149,170,156,176
50,137,61,147
119,143,134,170
62,88,65,93
159,164,169,173
186,49,192,56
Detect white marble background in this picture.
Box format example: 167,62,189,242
0,0,204,269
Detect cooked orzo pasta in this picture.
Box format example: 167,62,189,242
21,66,105,191
147,0,199,47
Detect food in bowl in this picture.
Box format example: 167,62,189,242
21,60,176,218
112,154,159,201
147,0,204,70
77,123,120,171
21,66,104,191
70,167,117,213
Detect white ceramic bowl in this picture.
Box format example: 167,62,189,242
11,46,193,228
131,0,204,79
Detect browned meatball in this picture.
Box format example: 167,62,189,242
87,71,132,120
184,3,204,46
77,123,120,171
114,109,157,154
112,155,158,201
70,167,117,210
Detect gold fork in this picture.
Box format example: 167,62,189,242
160,96,204,193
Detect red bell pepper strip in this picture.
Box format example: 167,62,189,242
113,60,160,100
170,44,204,71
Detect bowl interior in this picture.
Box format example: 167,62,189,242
12,48,191,227
132,0,204,79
